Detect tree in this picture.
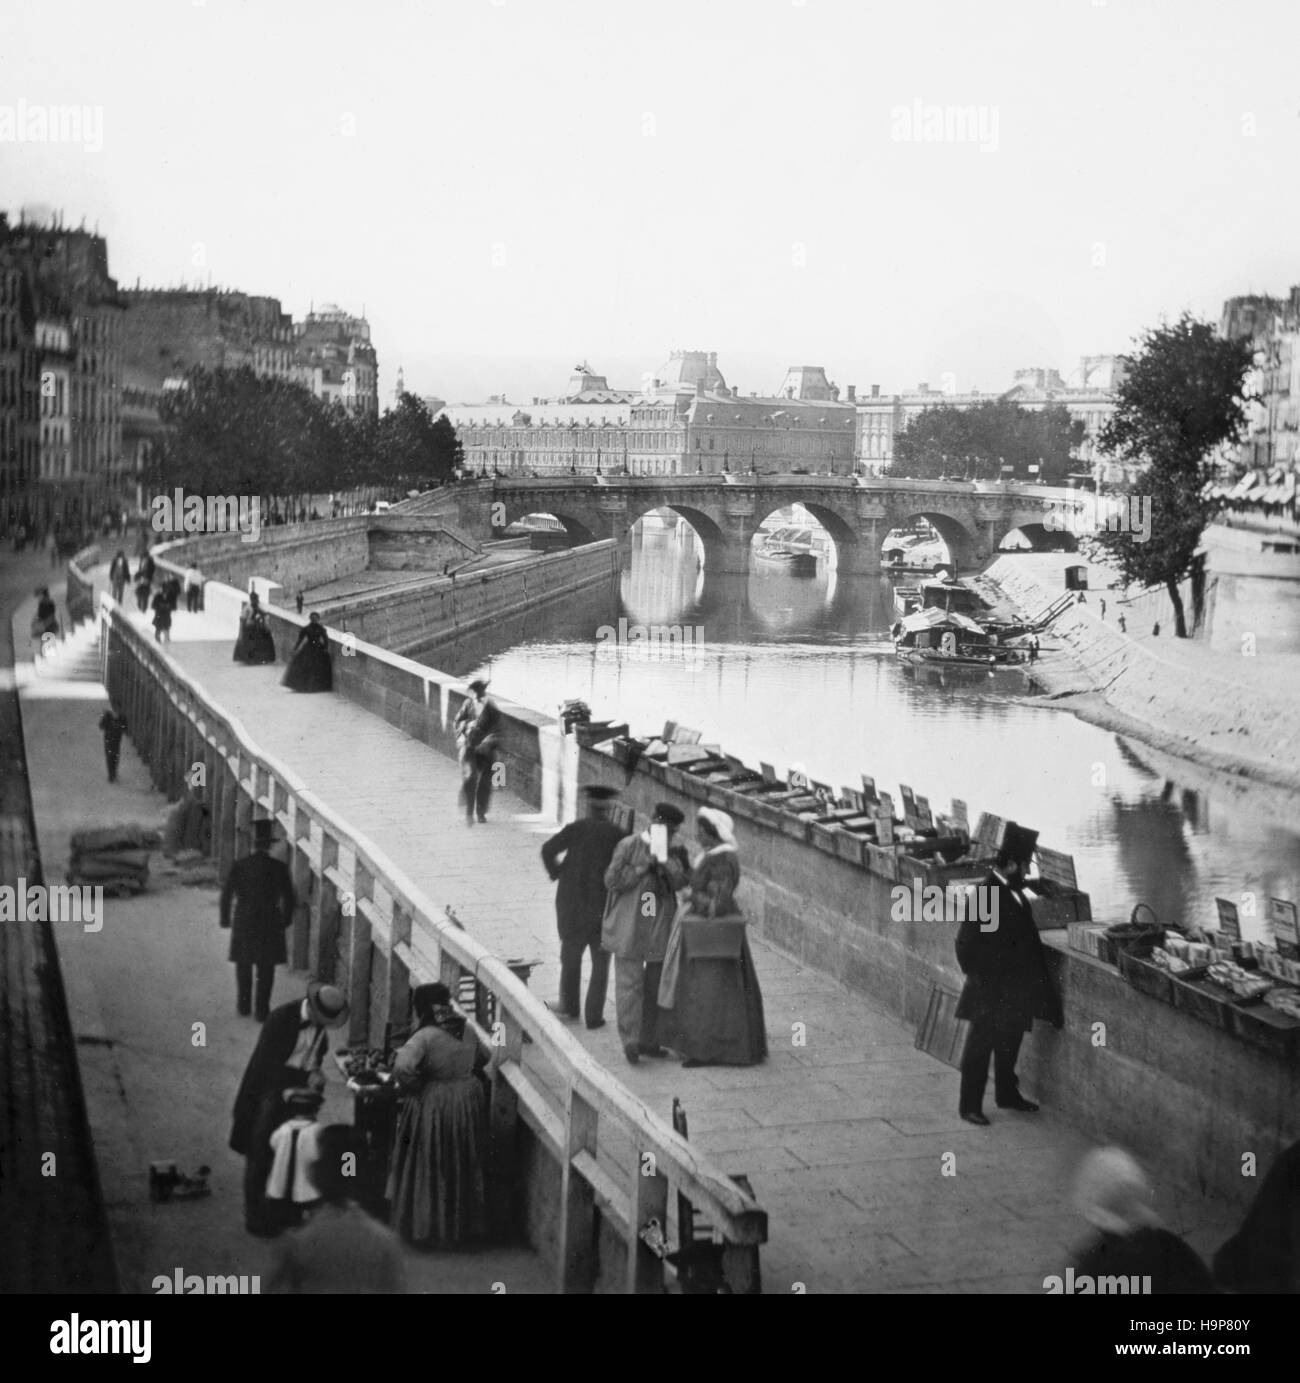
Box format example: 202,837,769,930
1088,314,1254,637
374,393,461,490
891,400,1082,484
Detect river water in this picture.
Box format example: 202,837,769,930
420,530,1300,941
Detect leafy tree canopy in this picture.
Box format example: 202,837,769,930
890,399,1083,484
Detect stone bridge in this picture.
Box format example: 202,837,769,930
403,476,1085,574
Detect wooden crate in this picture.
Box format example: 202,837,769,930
914,984,970,1069
834,831,867,866
864,843,899,881
1118,948,1174,1005
1068,923,1106,958
1170,976,1232,1031
1227,1001,1300,1060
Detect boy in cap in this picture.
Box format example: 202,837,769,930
230,980,350,1236
541,785,628,1028
955,821,1062,1124
220,816,297,1019
602,802,691,1063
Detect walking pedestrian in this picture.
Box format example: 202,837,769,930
1099,597,1106,618
220,817,297,1020
1028,635,1040,663
955,822,1062,1125
184,564,203,613
1152,620,1160,637
602,802,690,1064
109,550,131,604
295,588,304,615
98,705,128,783
454,678,501,825
267,1125,407,1293
150,587,173,643
541,784,627,1028
1069,1147,1215,1293
1118,613,1127,634
229,981,350,1237
134,572,152,614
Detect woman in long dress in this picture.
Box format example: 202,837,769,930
657,808,767,1068
233,591,277,664
282,612,333,692
386,983,489,1248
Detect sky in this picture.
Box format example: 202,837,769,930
2,0,1297,406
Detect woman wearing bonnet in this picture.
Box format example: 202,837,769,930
657,807,767,1068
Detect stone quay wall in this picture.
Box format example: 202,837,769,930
156,518,373,599
984,555,1300,790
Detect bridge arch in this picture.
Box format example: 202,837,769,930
751,499,857,572
626,502,728,569
997,520,1078,554
883,509,978,573
498,505,598,546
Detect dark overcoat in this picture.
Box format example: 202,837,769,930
541,817,628,944
229,999,328,1155
220,851,296,965
954,872,1062,1032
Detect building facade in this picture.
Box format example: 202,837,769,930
854,356,1125,480
1221,287,1300,473
439,351,857,477
0,215,126,529
292,305,378,418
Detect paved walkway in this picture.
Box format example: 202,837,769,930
12,578,550,1295
47,563,1242,1291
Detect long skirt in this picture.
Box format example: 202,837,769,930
386,1077,487,1247
234,623,276,664
282,640,332,692
657,933,768,1067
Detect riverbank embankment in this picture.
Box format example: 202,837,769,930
978,552,1300,795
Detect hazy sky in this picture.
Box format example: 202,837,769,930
2,0,1297,405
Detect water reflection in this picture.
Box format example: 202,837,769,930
413,538,1300,937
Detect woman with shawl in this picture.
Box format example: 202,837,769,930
657,808,767,1068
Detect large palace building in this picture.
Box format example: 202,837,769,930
436,352,859,477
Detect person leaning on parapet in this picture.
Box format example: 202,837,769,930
220,817,297,1021
541,784,627,1029
955,822,1062,1126
602,802,690,1065
1068,1146,1215,1293
230,980,350,1238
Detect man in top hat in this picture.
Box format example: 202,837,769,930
455,677,501,825
602,802,691,1064
541,785,628,1029
220,816,297,1020
230,980,350,1236
955,821,1062,1125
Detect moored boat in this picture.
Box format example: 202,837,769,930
891,607,1027,667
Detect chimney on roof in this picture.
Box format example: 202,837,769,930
871,384,880,398
846,384,856,403
696,380,706,397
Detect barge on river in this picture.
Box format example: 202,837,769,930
891,607,1028,667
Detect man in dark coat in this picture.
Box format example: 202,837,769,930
455,678,501,825
220,817,297,1020
1213,1138,1300,1292
229,981,350,1237
541,785,627,1029
955,822,1062,1125
98,705,128,783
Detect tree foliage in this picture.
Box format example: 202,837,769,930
154,367,461,500
890,400,1083,484
1087,314,1253,636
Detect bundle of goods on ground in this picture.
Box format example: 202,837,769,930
67,823,160,895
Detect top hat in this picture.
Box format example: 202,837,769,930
651,802,685,827
582,785,620,801
305,981,350,1029
251,817,277,848
997,822,1039,867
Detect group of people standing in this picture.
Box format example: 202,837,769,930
542,788,768,1069
232,589,335,694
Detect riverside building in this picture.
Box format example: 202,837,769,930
438,351,858,477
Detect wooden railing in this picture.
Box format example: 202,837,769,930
97,593,766,1293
